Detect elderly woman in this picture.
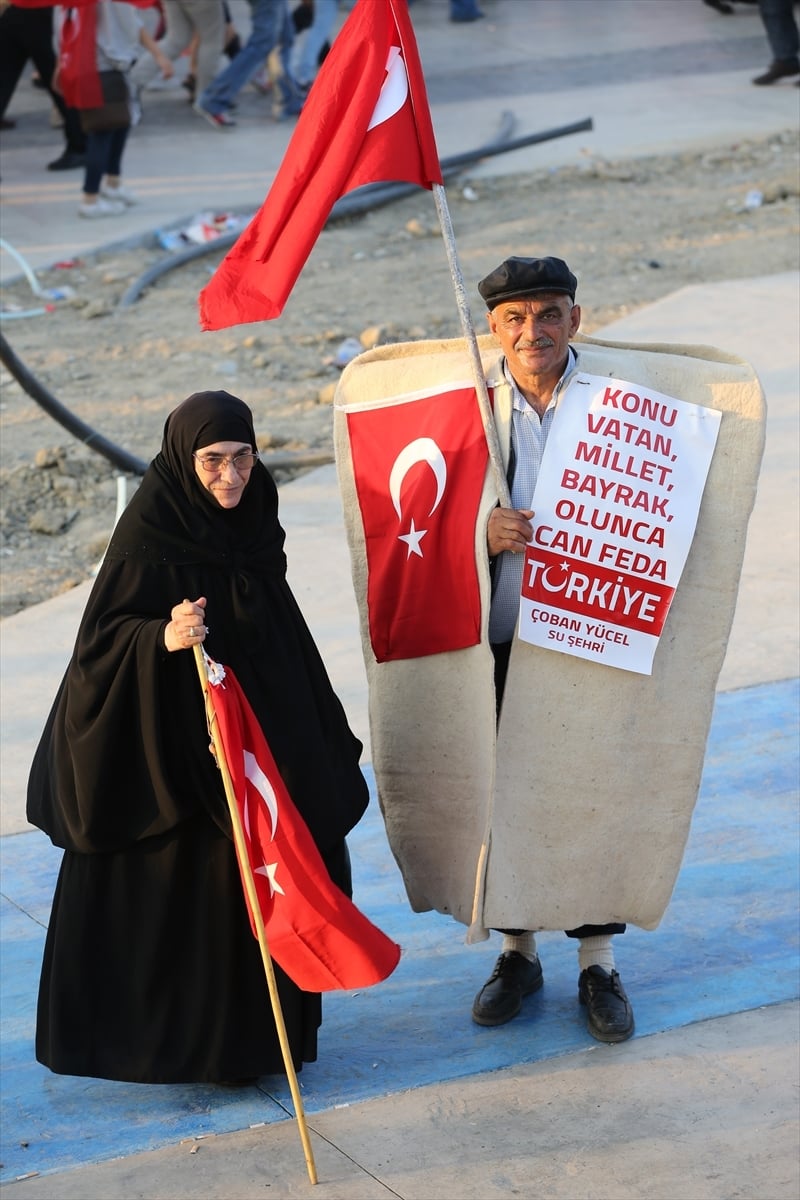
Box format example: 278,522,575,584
27,390,369,1085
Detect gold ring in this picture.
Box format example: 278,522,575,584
189,627,195,638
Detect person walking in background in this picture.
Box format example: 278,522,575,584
752,0,800,83
0,0,86,170
289,0,338,92
181,1,241,105
195,0,303,128
59,0,172,218
130,0,225,112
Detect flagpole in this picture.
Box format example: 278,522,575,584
431,182,511,509
192,646,319,1187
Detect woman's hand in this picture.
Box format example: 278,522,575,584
487,508,534,558
164,596,208,653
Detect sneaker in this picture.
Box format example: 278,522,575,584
78,197,125,219
101,183,137,206
193,103,236,129
471,951,544,1026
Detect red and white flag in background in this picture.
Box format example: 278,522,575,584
345,385,489,662
203,655,401,992
199,0,442,330
15,1,156,110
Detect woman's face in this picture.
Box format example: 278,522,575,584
192,440,257,509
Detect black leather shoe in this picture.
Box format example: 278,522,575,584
472,951,543,1026
578,966,635,1043
752,59,800,85
47,151,87,171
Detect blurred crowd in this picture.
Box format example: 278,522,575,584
1,0,797,219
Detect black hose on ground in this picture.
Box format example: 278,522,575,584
0,331,149,475
0,332,337,477
119,115,592,308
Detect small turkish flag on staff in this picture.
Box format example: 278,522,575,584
193,646,400,1185
198,0,442,330
194,649,400,992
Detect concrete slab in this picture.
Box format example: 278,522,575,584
2,1002,798,1199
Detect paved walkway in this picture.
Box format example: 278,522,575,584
1,3,798,1197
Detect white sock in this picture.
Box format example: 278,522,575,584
501,932,538,963
578,935,615,973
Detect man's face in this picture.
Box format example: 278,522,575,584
487,293,581,382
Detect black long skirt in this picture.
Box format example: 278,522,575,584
35,815,328,1084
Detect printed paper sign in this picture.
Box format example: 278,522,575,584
517,373,721,674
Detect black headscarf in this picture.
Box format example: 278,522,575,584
106,389,287,574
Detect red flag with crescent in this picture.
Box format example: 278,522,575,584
14,0,157,111
198,0,442,330
203,656,401,992
345,385,489,662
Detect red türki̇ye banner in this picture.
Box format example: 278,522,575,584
518,373,721,674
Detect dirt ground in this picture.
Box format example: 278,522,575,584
1,127,798,618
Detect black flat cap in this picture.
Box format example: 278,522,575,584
478,256,577,309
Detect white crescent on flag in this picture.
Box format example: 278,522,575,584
367,46,408,131
244,749,279,839
243,750,284,898
389,437,447,559
389,437,447,518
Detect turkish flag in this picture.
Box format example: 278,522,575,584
198,0,442,330
346,385,489,662
203,656,401,992
40,0,155,111
55,2,103,111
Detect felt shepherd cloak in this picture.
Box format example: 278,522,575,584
334,334,765,942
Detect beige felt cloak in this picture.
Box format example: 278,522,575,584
334,333,765,941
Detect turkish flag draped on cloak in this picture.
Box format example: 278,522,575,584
198,0,442,330
200,653,400,992
345,385,489,661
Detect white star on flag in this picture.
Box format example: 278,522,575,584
398,519,427,558
255,861,285,897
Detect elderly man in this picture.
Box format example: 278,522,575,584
334,250,765,1053
472,255,634,1043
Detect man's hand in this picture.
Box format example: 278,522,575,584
487,507,534,557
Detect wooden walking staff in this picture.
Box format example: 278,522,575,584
192,646,319,1187
431,182,512,510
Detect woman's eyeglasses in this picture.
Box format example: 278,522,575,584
193,451,259,473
